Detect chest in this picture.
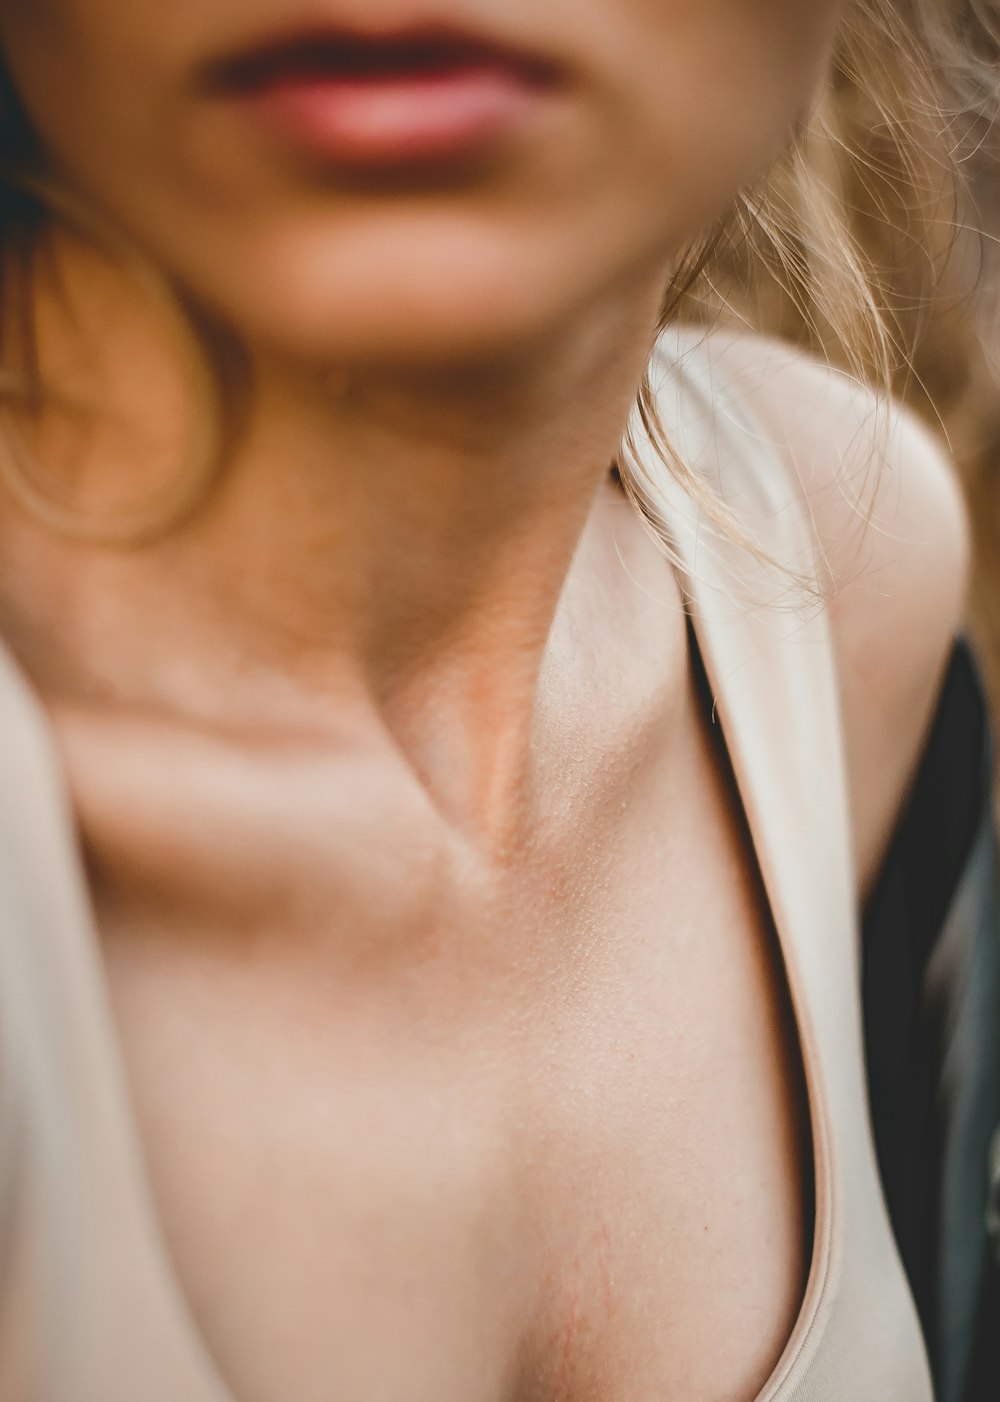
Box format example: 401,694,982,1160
94,703,811,1402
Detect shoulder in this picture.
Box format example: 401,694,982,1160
690,329,970,892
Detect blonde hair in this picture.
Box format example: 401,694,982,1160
0,0,988,545
620,0,989,561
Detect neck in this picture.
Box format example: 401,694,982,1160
0,233,665,834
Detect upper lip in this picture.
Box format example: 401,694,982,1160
202,19,563,93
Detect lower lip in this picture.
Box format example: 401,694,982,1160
231,65,546,169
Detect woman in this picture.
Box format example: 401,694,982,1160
0,1,978,1399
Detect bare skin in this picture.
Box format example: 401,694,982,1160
0,228,965,1402
0,0,967,1398
0,228,812,1402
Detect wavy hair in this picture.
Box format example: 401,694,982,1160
620,0,993,574
0,0,990,547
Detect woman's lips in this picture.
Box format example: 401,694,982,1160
207,28,560,169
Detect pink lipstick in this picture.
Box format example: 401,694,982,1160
207,26,561,169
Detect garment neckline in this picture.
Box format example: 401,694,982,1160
0,577,836,1402
0,328,842,1397
627,335,850,1398
679,607,835,1402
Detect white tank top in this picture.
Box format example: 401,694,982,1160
0,331,934,1400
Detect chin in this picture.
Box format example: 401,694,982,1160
243,289,565,373
171,217,645,375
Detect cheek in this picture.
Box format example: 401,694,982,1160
0,0,240,174
0,2,162,177
623,0,841,179
585,0,843,263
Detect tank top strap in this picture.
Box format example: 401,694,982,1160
629,329,932,1398
633,329,859,1000
0,647,230,1401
